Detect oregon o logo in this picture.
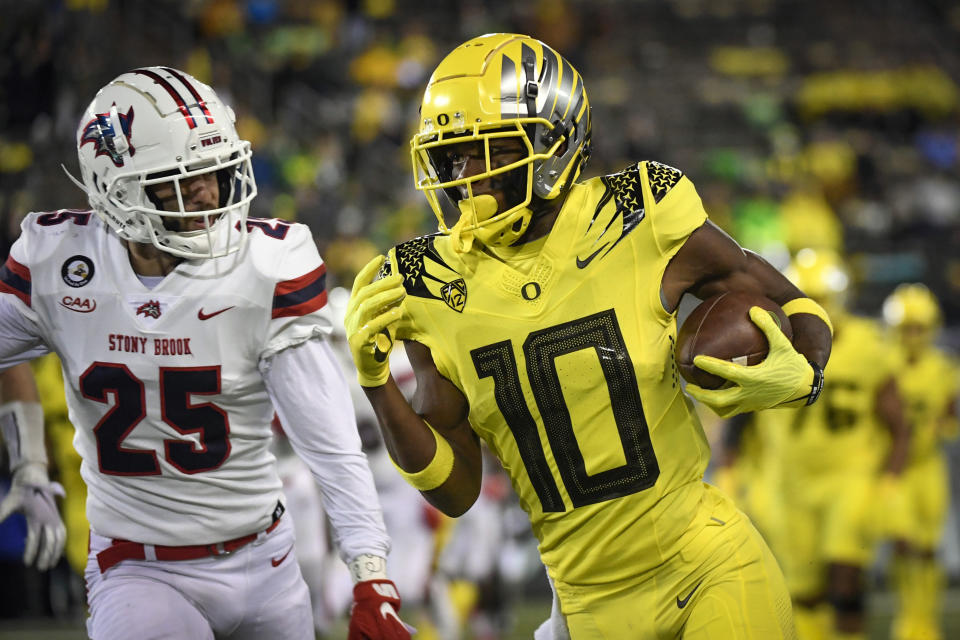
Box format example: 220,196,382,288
521,282,541,300
437,113,449,126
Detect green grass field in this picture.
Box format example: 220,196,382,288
3,589,960,639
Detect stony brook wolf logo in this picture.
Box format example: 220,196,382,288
80,105,135,167
136,300,162,319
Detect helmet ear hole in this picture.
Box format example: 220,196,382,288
216,167,232,208
145,185,164,211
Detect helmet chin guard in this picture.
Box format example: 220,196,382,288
74,67,257,259
412,34,591,248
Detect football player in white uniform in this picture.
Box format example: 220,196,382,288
0,67,411,640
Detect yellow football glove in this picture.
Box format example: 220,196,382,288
684,306,820,418
344,255,406,387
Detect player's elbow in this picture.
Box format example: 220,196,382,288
422,473,481,517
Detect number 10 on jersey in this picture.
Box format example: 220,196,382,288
471,309,660,512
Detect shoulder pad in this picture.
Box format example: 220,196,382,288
601,162,645,213
582,163,646,250
16,209,101,264
26,209,98,232
644,160,684,203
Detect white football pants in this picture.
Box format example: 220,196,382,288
85,516,313,639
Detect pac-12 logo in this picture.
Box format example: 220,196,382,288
80,105,135,167
61,255,95,288
440,278,467,312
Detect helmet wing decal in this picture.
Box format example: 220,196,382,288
79,105,135,167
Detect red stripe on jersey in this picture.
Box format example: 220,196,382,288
273,290,328,319
0,255,31,306
272,264,327,319
4,255,30,280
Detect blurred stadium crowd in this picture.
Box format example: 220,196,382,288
2,0,960,638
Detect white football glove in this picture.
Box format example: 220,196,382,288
0,461,66,571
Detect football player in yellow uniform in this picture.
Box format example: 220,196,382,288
883,284,959,640
775,249,910,640
345,34,833,639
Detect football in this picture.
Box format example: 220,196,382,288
675,291,793,389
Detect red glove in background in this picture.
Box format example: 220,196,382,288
348,579,413,640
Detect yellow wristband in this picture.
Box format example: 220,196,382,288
782,297,833,336
390,421,455,491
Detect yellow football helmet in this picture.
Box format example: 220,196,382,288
883,283,942,353
411,33,591,248
883,283,942,329
785,247,850,320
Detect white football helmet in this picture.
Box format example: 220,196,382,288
73,66,256,259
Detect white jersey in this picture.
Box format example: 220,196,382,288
0,210,367,547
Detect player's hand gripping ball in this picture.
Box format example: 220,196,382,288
344,255,406,387
676,291,792,389
678,292,814,418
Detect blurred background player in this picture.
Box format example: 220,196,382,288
882,284,960,640
773,248,910,640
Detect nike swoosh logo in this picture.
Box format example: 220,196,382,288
575,243,609,269
198,306,235,320
271,545,293,567
380,601,402,624
676,581,702,609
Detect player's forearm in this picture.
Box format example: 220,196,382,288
363,380,481,516
787,312,831,369
0,362,40,403
0,364,47,470
881,414,910,475
878,378,910,475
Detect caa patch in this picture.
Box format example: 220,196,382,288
61,255,95,288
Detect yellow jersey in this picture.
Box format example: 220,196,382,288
389,161,714,587
783,315,898,475
893,346,958,462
